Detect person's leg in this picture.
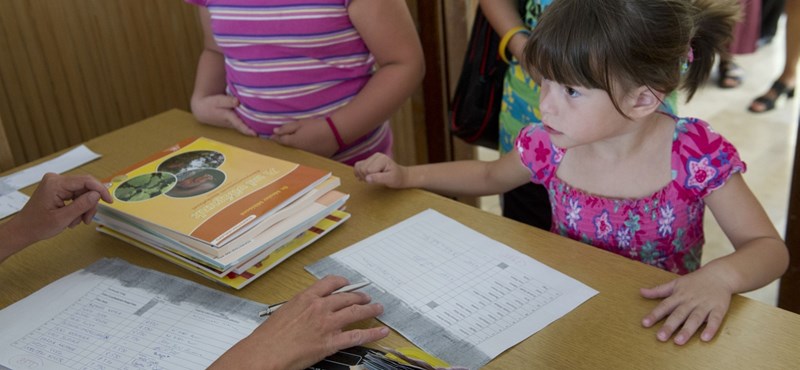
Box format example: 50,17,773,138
750,0,799,112
501,183,552,230
718,56,745,88
761,0,787,43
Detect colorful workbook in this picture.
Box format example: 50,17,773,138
95,137,348,288
96,137,330,258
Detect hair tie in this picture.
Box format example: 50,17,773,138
680,46,694,75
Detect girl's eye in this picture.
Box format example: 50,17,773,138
565,87,580,97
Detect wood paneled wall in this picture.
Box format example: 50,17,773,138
0,0,202,170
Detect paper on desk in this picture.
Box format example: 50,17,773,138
0,145,101,220
0,145,101,193
0,258,263,370
307,209,598,369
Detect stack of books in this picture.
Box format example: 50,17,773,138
95,137,349,289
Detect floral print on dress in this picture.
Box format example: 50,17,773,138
685,155,718,190
515,114,746,275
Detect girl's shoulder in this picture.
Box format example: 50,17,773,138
669,115,746,197
671,116,737,156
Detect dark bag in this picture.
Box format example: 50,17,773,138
449,4,526,149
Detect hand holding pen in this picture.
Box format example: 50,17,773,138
210,275,388,370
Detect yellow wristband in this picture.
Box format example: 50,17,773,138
498,26,531,64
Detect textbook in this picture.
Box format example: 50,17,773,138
96,137,331,258
98,210,351,289
95,137,349,288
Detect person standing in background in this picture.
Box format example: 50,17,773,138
186,0,425,165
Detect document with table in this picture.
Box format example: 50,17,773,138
0,258,263,370
307,209,598,369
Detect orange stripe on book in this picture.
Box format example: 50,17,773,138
326,215,341,222
309,227,324,234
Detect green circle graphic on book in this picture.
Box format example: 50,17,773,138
114,172,178,202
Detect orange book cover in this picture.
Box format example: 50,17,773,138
98,137,330,257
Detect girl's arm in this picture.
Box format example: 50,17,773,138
190,8,255,136
479,0,528,60
640,174,788,345
326,0,425,144
701,174,788,291
355,151,531,198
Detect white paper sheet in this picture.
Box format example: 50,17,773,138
0,259,263,370
307,209,598,369
0,145,101,194
0,191,29,220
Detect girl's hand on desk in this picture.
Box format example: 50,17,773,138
640,267,734,345
271,118,339,158
353,153,408,188
190,94,257,137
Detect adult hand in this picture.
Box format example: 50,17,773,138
191,95,257,136
353,153,408,188
640,266,734,345
209,275,389,370
271,118,339,158
0,173,113,263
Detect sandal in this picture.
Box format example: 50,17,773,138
748,80,796,113
717,61,744,88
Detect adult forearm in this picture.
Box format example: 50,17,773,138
0,218,35,264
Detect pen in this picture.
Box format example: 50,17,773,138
258,281,371,317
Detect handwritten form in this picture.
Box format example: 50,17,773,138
0,258,262,370
307,209,598,369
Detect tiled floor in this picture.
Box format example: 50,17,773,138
477,21,799,306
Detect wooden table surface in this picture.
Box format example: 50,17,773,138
2,110,799,369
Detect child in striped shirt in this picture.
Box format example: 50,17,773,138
186,0,425,165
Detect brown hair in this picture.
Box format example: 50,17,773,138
523,0,740,116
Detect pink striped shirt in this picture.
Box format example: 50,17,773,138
187,0,392,165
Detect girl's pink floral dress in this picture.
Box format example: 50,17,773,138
516,115,745,274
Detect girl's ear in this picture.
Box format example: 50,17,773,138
627,86,665,119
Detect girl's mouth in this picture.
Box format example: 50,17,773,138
543,124,562,135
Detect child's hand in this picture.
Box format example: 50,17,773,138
353,153,407,188
271,118,339,158
640,267,734,345
191,95,256,137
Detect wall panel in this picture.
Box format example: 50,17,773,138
0,0,203,170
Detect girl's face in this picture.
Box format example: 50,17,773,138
537,78,632,149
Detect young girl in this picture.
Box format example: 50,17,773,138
480,0,678,230
355,0,788,345
186,0,425,165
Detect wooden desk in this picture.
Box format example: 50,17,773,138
2,110,799,369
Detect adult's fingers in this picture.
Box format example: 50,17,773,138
324,291,372,312
58,174,112,203
61,191,101,227
331,301,384,328
329,326,390,352
305,275,350,297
